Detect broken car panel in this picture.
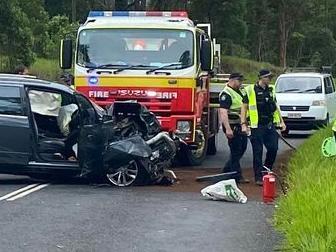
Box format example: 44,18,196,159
0,75,177,186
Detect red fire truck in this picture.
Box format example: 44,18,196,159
60,11,219,165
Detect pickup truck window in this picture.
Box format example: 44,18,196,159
0,86,23,116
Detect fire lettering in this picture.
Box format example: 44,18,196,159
88,91,109,98
91,90,178,99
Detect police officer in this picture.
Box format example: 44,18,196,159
241,69,286,186
219,72,249,183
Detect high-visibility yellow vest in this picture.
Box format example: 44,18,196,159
219,85,246,124
245,84,281,128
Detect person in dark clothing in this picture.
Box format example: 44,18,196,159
241,69,286,186
219,73,249,183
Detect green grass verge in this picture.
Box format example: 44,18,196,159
222,56,283,84
29,58,62,81
274,127,336,251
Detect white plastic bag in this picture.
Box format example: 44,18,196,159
201,179,247,203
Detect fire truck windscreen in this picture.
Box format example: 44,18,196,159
77,29,194,70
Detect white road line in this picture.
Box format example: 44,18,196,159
6,183,50,201
0,184,40,201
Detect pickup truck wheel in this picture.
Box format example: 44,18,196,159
106,160,148,187
207,135,217,155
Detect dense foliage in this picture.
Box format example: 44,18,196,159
0,0,335,72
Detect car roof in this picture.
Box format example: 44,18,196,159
277,72,330,78
0,74,74,94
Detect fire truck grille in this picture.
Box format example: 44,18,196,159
114,98,173,115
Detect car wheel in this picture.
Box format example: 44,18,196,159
106,160,148,187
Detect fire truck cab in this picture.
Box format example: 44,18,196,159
60,11,218,165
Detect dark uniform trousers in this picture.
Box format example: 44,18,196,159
223,125,248,180
250,124,278,181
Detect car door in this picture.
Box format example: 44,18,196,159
328,77,336,120
324,77,335,120
0,85,33,165
75,93,106,175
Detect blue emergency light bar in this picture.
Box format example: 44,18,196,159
88,11,188,18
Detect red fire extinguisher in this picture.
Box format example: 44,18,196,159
262,166,276,204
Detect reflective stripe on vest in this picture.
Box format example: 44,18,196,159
245,84,281,128
219,85,245,124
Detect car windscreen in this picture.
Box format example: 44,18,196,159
77,28,194,70
276,77,322,93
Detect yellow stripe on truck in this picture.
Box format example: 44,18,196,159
75,76,195,88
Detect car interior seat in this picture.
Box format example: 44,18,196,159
32,113,66,159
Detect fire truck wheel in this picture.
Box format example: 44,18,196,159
207,135,217,155
183,129,208,166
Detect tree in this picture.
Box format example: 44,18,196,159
190,0,247,56
148,0,188,10
273,0,308,68
18,0,49,56
246,0,277,62
0,0,35,69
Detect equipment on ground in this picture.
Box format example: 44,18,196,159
262,166,276,204
321,136,336,157
195,171,237,183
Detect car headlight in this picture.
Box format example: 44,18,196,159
312,100,326,106
176,120,192,133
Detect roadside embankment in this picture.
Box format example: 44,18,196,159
274,127,336,251
222,56,283,84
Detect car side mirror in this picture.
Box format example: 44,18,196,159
200,39,213,72
60,39,73,69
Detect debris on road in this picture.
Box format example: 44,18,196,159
201,179,247,203
195,171,237,183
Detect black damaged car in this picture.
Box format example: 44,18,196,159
0,74,176,186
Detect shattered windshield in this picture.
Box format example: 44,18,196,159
77,28,194,70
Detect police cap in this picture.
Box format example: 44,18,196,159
258,69,273,78
229,72,244,81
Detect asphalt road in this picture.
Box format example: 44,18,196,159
0,131,309,252
203,130,308,169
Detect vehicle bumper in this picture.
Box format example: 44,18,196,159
281,106,328,130
283,118,327,130
157,115,196,142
